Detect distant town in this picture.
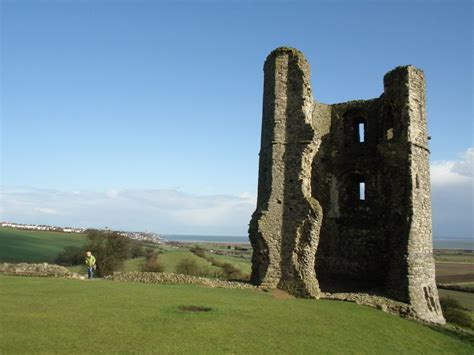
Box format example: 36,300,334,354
0,221,162,244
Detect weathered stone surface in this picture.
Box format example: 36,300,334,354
106,272,256,289
249,47,322,298
0,262,84,279
250,47,445,324
323,292,416,319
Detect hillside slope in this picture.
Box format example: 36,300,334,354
0,276,472,354
0,227,87,263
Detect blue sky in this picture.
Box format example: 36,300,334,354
1,0,473,237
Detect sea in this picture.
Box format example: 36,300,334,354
163,235,250,244
163,235,473,250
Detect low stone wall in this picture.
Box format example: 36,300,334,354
105,271,256,289
323,292,417,320
0,263,84,280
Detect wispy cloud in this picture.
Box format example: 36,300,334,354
0,187,256,236
1,149,472,239
431,148,473,239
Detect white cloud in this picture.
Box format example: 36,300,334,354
1,149,471,239
430,148,473,239
452,148,474,178
431,148,473,186
431,161,471,186
33,207,61,215
0,187,256,236
105,189,120,199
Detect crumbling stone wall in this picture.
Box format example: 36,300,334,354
0,263,84,279
106,271,255,289
249,47,444,324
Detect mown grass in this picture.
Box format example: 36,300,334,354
0,227,87,263
0,275,472,354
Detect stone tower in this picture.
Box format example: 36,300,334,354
249,47,444,324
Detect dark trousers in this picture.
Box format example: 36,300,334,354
87,266,94,279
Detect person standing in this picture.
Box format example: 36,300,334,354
85,251,96,279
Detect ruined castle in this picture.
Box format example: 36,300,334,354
249,47,444,324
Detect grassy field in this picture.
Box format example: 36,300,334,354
0,227,87,263
68,251,227,277
159,250,221,273
439,289,474,312
3,226,473,321
0,275,472,354
205,252,252,274
435,250,474,264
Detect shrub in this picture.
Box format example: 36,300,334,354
85,230,131,277
141,248,165,272
440,297,473,329
130,244,146,258
55,246,84,266
142,259,165,272
176,258,202,276
190,246,206,258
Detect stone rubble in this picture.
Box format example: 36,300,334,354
0,262,84,280
105,271,257,289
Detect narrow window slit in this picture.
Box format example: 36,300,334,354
358,123,365,143
359,182,365,201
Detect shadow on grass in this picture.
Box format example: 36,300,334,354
428,324,474,346
176,305,213,313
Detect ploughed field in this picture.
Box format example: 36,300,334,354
1,275,472,354
436,263,474,285
434,250,474,286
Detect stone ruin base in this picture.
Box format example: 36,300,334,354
322,292,419,320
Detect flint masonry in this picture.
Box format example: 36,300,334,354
249,47,444,324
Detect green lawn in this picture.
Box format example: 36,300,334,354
124,256,146,271
439,289,474,312
0,275,472,354
0,227,87,263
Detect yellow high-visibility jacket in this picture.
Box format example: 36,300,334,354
85,255,96,267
